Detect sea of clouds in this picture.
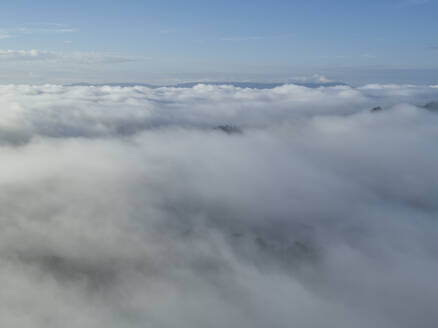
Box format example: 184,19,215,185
0,83,437,327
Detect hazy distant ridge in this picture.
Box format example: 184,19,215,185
67,81,348,89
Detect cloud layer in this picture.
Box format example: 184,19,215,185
0,83,438,327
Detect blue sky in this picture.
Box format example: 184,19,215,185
0,0,437,84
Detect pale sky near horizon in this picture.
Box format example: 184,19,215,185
0,0,437,85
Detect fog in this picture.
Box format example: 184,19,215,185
0,83,437,327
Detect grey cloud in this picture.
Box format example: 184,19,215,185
0,84,437,327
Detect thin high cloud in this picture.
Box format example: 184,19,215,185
407,0,429,4
220,34,294,42
0,49,136,64
0,32,11,39
15,27,78,33
400,0,430,6
0,83,437,327
220,36,264,41
0,25,78,39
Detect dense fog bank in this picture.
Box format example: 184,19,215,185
0,83,437,327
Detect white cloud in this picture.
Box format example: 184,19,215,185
406,0,429,4
0,26,78,39
16,27,78,34
361,53,377,58
0,49,56,60
292,74,333,83
0,33,11,39
221,36,264,41
0,84,437,327
400,0,430,6
0,49,136,64
220,34,293,42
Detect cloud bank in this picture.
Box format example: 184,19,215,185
0,83,438,327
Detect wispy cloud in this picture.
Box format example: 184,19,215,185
220,36,264,42
219,34,295,42
0,25,78,39
15,27,78,34
0,49,54,60
400,0,429,6
0,32,11,39
292,74,333,83
0,49,137,64
320,53,377,60
320,55,350,59
158,29,180,35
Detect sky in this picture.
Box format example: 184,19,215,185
0,0,437,84
1,2,438,326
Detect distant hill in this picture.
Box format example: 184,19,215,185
172,81,347,89
67,81,348,89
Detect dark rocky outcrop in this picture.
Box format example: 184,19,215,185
423,102,438,112
370,106,383,112
214,125,243,134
